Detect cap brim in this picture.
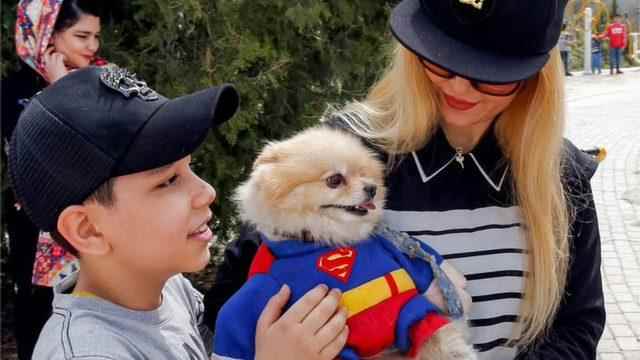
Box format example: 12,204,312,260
115,84,239,175
391,0,548,83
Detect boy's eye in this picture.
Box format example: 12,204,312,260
158,175,179,188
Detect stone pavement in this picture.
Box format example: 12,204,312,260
564,67,640,360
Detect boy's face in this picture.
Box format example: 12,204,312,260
92,156,215,278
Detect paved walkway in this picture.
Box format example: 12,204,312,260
564,67,640,360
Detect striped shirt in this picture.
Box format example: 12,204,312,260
384,127,524,359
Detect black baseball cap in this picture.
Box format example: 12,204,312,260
8,66,239,231
391,0,568,83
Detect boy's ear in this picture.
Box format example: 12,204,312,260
57,205,110,256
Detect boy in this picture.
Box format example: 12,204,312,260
8,66,347,360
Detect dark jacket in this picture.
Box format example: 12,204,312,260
204,124,604,360
2,65,47,143
2,65,47,209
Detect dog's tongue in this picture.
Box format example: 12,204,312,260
360,201,376,210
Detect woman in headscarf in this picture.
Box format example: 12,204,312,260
2,1,104,358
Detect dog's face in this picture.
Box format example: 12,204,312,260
235,127,386,246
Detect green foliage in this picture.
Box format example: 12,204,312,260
2,1,396,252
1,2,19,77
104,1,397,249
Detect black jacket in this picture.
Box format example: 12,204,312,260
203,126,604,360
2,65,47,209
2,65,47,143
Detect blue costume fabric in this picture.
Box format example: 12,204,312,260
213,233,447,360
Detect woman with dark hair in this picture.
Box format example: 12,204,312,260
3,1,105,358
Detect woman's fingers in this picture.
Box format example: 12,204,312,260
279,284,329,324
52,53,65,66
42,50,70,83
43,49,52,65
43,46,54,59
257,285,290,332
314,306,348,348
301,288,342,334
318,325,349,359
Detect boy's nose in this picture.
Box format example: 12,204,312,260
192,179,216,208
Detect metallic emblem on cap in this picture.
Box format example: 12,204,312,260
99,66,159,101
451,0,494,24
458,0,483,10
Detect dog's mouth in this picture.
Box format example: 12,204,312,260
320,200,376,216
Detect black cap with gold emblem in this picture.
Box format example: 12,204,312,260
8,66,239,231
391,0,568,83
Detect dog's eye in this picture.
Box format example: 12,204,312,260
326,174,345,189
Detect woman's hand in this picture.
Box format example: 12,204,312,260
255,284,349,360
43,47,69,83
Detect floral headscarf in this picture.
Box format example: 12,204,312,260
15,0,107,79
15,0,64,77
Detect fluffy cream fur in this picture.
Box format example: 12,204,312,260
235,126,386,246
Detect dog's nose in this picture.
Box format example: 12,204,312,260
363,185,377,199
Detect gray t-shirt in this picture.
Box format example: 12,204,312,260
32,273,214,360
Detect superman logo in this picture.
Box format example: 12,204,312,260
317,248,357,283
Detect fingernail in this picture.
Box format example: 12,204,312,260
330,288,342,297
317,284,329,292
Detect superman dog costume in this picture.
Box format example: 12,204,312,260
213,233,450,360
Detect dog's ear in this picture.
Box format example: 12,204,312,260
253,143,281,169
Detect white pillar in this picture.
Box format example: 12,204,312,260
584,7,592,74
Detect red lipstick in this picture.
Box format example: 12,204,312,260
444,94,478,111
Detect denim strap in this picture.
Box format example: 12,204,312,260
375,222,465,319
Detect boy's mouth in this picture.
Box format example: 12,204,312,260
320,200,376,216
188,217,213,241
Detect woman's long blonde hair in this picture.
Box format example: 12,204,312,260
333,44,569,346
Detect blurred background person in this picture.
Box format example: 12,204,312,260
591,33,603,75
558,23,574,76
600,15,628,75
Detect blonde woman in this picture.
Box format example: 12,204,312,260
332,0,604,359
207,0,604,359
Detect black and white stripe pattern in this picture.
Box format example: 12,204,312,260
385,206,527,360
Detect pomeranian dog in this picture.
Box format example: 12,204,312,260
214,126,475,360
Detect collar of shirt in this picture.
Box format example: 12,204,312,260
410,124,509,192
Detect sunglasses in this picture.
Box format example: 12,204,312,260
420,58,523,97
